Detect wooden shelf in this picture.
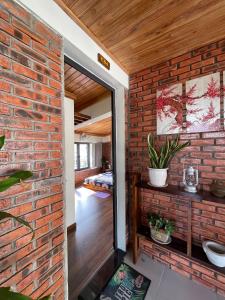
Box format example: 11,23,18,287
137,225,187,255
138,225,225,276
130,173,225,278
137,181,225,205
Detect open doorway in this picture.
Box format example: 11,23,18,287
64,57,116,299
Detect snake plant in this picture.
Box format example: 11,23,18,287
0,136,50,300
147,133,190,169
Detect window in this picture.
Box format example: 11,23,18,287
74,143,90,170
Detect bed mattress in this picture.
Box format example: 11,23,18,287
84,171,113,190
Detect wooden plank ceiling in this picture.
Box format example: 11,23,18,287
57,0,225,74
74,112,91,125
75,116,112,136
64,63,109,111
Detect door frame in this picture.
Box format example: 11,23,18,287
65,55,118,249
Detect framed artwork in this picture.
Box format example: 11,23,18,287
185,73,220,133
156,83,183,135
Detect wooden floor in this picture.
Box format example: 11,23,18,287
67,187,114,300
78,249,125,300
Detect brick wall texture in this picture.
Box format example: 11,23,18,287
140,238,225,297
128,39,225,191
102,142,112,163
0,1,64,299
141,189,225,245
139,188,225,296
128,38,225,295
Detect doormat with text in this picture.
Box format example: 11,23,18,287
97,263,151,300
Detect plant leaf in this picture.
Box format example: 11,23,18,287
0,177,20,192
10,170,33,181
0,287,33,300
0,211,34,240
38,296,51,300
0,171,32,192
147,133,160,167
0,287,51,300
0,135,5,150
147,133,190,169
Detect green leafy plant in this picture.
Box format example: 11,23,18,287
147,133,190,169
0,287,50,300
164,219,175,235
0,211,34,239
147,212,158,227
0,170,33,192
0,136,51,300
147,212,175,235
0,136,33,236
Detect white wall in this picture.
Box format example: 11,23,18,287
75,133,111,144
63,98,75,228
115,87,126,250
80,93,111,118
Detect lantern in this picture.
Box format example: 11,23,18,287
183,165,198,193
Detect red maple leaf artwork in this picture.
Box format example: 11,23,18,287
157,84,183,134
185,83,197,105
156,86,178,112
200,101,220,122
157,73,222,135
185,121,193,129
186,107,203,115
206,76,220,98
186,73,221,133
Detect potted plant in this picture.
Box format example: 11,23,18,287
147,133,190,187
147,212,175,244
0,136,50,300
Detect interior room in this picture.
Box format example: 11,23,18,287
64,61,114,298
1,1,225,300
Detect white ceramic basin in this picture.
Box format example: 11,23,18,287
202,240,225,267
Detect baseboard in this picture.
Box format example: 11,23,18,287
67,222,76,233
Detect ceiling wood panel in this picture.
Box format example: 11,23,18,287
74,112,91,125
75,116,112,136
64,63,110,111
57,0,225,74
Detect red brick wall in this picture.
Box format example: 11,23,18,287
75,167,101,186
128,39,225,191
102,142,112,163
128,40,225,295
140,238,225,297
141,189,225,246
0,1,64,299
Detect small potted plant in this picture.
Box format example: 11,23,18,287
147,133,190,187
147,212,175,244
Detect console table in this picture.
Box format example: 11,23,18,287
130,173,225,294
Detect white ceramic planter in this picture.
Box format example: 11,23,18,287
203,240,225,267
148,168,168,187
150,225,170,243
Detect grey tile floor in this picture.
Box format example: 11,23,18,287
124,252,225,300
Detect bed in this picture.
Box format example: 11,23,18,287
84,171,113,191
